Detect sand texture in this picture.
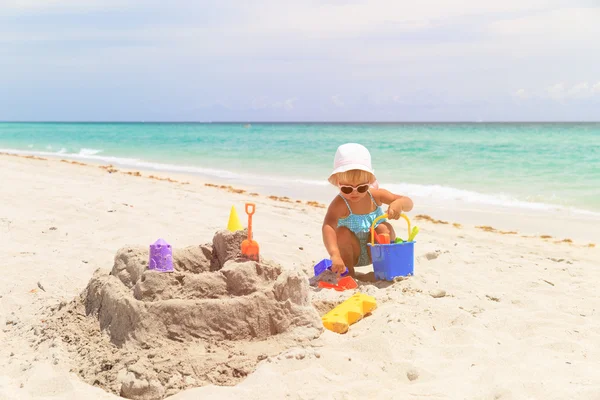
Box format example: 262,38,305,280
1,153,599,400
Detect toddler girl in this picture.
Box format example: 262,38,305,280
322,143,413,277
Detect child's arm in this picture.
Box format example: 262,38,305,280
321,199,347,274
373,189,413,219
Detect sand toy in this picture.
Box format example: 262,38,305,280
318,276,358,291
408,225,420,242
313,258,349,277
227,205,243,232
148,238,174,272
313,259,355,290
376,233,390,244
367,214,417,280
241,203,260,261
322,293,377,334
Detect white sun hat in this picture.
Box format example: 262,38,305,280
328,143,376,185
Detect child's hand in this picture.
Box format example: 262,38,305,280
330,255,346,275
386,199,404,220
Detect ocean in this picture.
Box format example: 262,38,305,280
1,122,599,215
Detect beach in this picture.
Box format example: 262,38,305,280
1,152,599,400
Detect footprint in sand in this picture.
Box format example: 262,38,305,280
424,251,440,261
406,369,419,381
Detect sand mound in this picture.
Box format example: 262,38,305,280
39,229,322,399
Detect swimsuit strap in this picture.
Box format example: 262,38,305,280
337,194,352,214
367,190,378,207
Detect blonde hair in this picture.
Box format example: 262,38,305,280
329,169,375,186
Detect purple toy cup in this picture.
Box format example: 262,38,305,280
149,238,174,272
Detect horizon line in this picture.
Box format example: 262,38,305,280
2,120,600,124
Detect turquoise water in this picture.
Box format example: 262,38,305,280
1,122,599,213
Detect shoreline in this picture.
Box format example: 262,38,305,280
1,152,597,246
1,146,599,216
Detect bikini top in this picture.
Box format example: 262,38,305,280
337,191,386,233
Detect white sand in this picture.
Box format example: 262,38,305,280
1,153,599,400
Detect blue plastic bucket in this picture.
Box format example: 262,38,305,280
368,213,416,281
368,241,414,280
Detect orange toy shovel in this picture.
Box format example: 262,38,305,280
241,203,260,261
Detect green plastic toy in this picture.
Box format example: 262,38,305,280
393,225,419,243
408,226,420,242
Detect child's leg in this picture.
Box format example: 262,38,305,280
375,222,396,241
335,226,361,276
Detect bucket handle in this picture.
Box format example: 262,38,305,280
370,213,411,246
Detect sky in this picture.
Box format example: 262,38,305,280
1,0,599,122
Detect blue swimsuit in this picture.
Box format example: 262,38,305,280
337,191,386,266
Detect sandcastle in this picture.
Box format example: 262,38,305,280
41,229,322,400
85,229,322,347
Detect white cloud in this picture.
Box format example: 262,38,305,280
545,83,566,102
0,0,561,40
514,89,528,99
515,82,600,103
250,97,298,111
331,95,344,107
219,0,578,40
546,83,566,101
2,2,598,67
251,97,268,110
543,82,600,102
567,82,592,99
489,7,600,38
0,0,139,14
272,97,297,110
283,98,296,110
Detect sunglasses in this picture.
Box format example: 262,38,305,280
339,183,370,194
